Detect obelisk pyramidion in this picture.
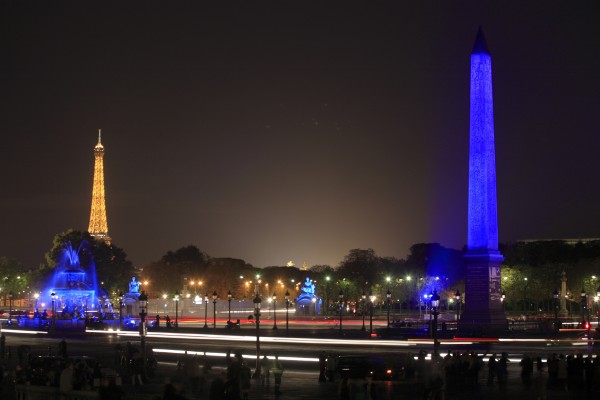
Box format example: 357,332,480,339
459,27,507,332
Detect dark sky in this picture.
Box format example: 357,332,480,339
1,2,599,270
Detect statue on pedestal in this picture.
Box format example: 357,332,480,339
129,277,141,294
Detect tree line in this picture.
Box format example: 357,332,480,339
1,230,599,316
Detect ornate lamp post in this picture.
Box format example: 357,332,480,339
272,293,278,330
174,291,180,330
139,291,148,359
386,289,392,328
597,286,600,328
454,290,461,322
369,292,376,334
285,290,290,335
203,293,209,329
119,292,124,330
253,293,262,379
431,289,440,357
581,287,587,325
338,290,344,336
212,291,218,333
227,290,232,323
8,292,13,325
50,291,56,332
361,292,366,331
553,288,559,331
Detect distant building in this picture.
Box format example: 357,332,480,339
519,238,600,245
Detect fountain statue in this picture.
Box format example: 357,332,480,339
295,277,322,315
30,241,111,331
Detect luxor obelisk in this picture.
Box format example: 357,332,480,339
459,28,507,332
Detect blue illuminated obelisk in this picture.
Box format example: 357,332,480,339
460,27,506,332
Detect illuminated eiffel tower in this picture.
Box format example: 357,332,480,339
88,129,111,244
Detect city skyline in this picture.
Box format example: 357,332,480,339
1,3,599,269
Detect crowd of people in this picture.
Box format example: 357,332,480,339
3,333,600,400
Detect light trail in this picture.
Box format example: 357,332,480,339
0,328,47,335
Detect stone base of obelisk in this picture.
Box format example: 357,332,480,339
458,251,508,336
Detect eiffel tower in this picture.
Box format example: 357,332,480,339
88,129,111,244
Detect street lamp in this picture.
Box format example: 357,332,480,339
361,292,367,331
339,290,344,336
50,291,56,332
553,288,559,331
174,291,180,330
581,287,587,326
501,290,506,313
386,289,392,328
253,293,262,379
431,289,440,357
139,290,148,360
285,290,290,335
369,292,376,334
212,291,218,333
119,292,124,330
227,290,232,323
455,290,461,322
203,293,209,329
272,293,278,330
597,285,600,328
8,292,13,325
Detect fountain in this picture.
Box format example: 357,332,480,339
295,277,322,315
26,241,111,331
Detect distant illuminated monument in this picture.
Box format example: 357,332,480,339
459,28,507,332
88,130,111,244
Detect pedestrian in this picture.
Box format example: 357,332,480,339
163,378,187,399
58,338,68,358
319,351,327,382
556,354,568,391
225,351,243,400
534,356,547,400
99,378,125,400
520,353,534,387
240,362,252,400
209,371,227,400
327,353,337,382
166,315,171,329
272,354,283,395
0,333,5,360
260,355,270,387
226,350,232,367
497,352,508,385
130,350,144,387
59,360,74,400
155,314,160,329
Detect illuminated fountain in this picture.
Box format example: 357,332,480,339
295,277,321,315
33,241,110,331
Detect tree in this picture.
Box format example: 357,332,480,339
142,245,210,295
337,248,381,289
0,257,29,301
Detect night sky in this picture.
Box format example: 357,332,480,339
1,2,599,270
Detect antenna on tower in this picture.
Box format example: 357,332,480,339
98,129,102,145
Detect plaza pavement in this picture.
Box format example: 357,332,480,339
127,361,594,400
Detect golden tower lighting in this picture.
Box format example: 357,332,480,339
88,129,111,244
